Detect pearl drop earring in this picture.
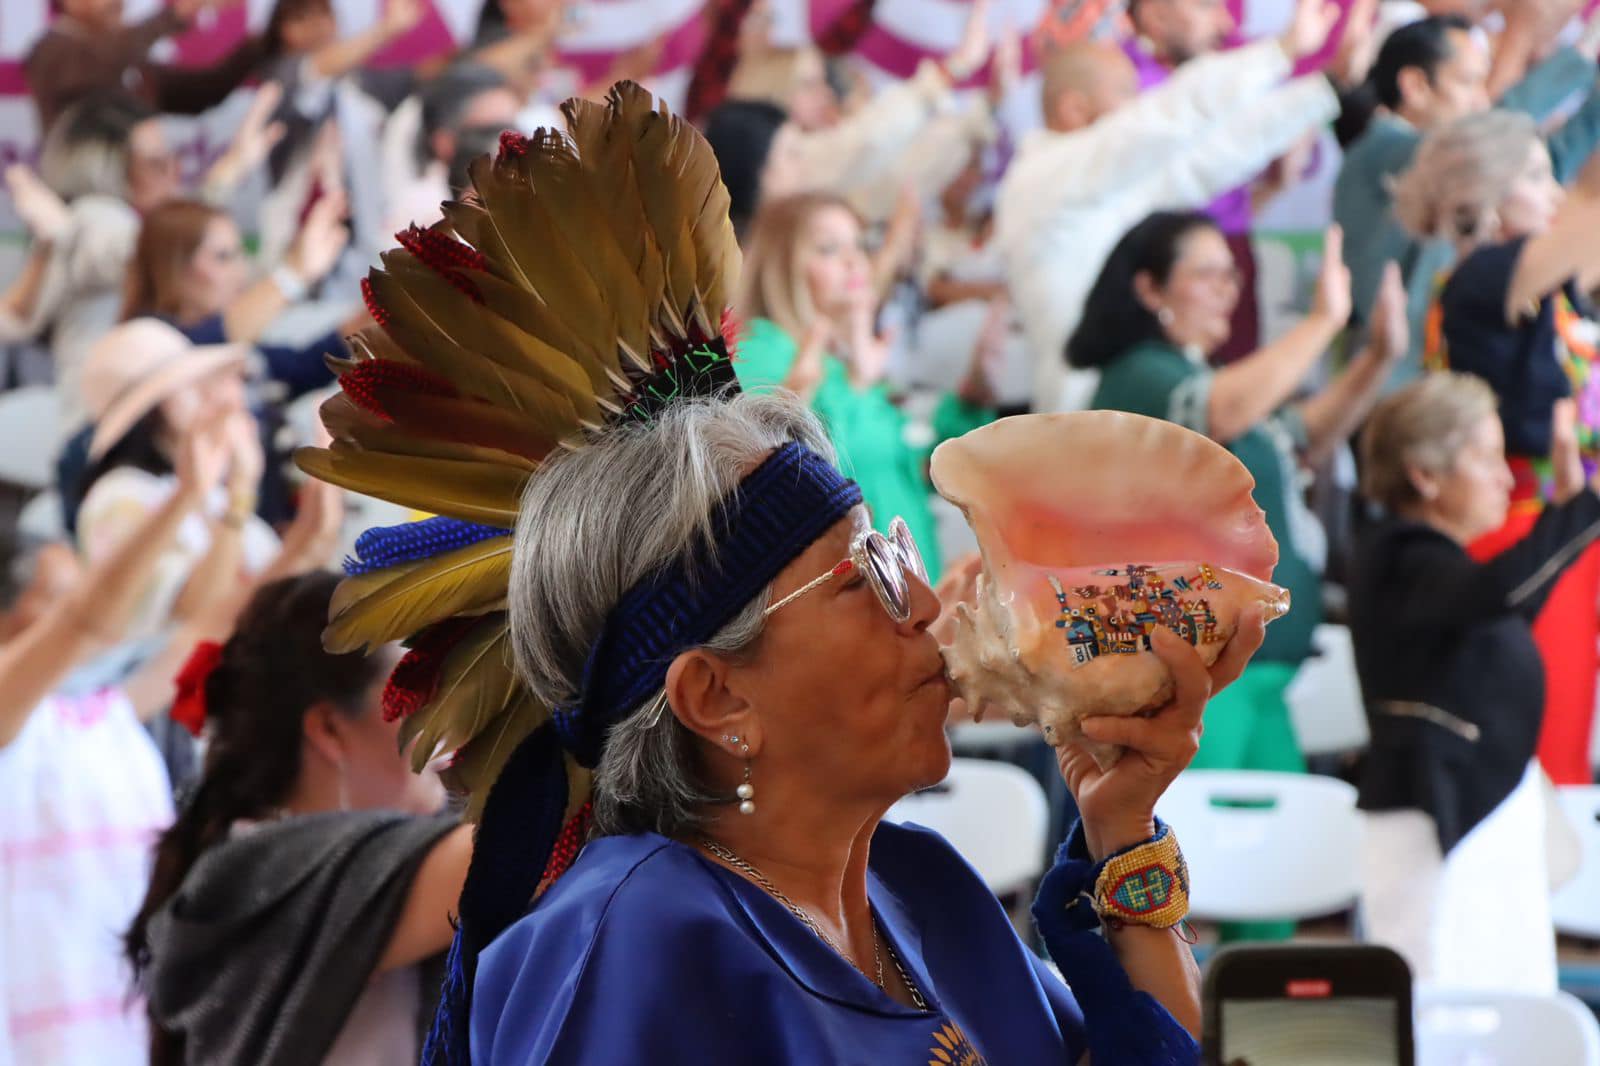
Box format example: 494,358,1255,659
737,742,755,815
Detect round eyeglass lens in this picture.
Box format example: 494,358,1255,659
861,532,910,621
888,517,927,581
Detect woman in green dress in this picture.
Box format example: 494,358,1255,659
1070,210,1407,940
735,192,991,582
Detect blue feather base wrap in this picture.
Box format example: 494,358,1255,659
344,517,508,576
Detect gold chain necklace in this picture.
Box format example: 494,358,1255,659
698,838,928,1009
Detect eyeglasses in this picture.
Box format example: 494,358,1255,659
765,516,928,623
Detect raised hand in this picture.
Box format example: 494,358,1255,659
285,189,351,287
4,165,70,241
988,22,1022,106
1311,224,1352,330
943,0,993,81
1370,260,1409,363
382,0,427,37
204,83,287,195
1552,397,1586,503
1279,0,1342,62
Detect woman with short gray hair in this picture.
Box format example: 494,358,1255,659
1351,373,1600,991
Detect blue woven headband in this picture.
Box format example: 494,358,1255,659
553,442,863,766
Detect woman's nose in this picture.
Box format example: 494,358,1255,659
900,570,941,634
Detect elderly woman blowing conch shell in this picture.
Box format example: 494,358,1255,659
934,411,1290,767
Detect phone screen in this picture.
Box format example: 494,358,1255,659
1203,945,1413,1066
1219,995,1402,1065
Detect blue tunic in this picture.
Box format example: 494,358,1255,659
472,820,1187,1064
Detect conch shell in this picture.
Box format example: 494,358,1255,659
931,411,1290,768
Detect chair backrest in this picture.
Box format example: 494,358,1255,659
1551,785,1600,939
887,757,1049,896
1153,770,1362,921
1285,624,1371,755
0,386,59,490
1415,987,1600,1066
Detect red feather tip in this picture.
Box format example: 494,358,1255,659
394,225,487,304
340,360,460,422
360,277,390,328
380,618,478,723
498,131,530,159
719,308,743,361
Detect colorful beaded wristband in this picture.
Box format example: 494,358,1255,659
1091,822,1190,929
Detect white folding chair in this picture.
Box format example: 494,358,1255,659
1415,987,1600,1066
1153,770,1362,922
887,757,1049,897
0,386,59,490
1552,785,1600,939
1285,623,1370,755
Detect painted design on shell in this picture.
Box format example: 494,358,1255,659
930,411,1290,769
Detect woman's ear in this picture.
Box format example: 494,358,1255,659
664,649,760,755
1132,269,1165,315
1405,462,1442,503
1396,66,1432,115
301,701,347,767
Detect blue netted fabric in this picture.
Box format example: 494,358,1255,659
553,442,861,765
343,517,507,576
423,724,568,1066
1031,821,1201,1064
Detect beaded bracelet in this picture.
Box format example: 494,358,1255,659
1091,822,1190,930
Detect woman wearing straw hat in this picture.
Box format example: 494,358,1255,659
75,318,281,640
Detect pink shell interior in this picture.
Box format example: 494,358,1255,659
930,412,1288,766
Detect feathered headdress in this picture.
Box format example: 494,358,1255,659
298,83,862,1064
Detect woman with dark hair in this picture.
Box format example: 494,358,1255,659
126,572,472,1066
1073,210,1406,941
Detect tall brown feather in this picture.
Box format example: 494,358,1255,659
325,537,512,654
295,446,526,525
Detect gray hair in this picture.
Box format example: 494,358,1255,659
1359,371,1499,511
508,391,838,839
37,94,155,202
1391,109,1540,247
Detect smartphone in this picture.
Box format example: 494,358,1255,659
1202,943,1414,1066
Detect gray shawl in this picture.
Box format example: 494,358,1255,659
145,809,456,1065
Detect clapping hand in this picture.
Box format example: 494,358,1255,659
846,289,895,389
1062,608,1266,861
175,415,233,505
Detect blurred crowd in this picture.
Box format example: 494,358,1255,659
6,0,1600,1061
